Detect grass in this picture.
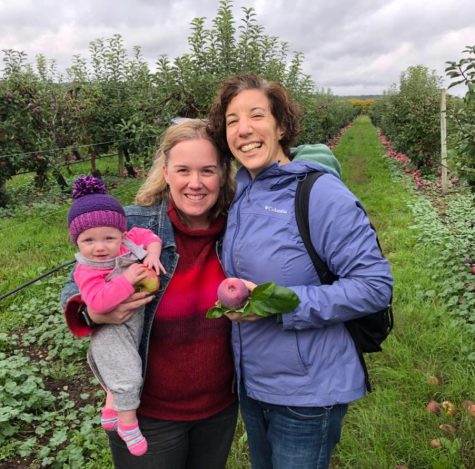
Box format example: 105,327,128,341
331,116,475,469
0,116,474,468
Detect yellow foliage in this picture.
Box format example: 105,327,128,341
348,98,375,114
349,98,375,108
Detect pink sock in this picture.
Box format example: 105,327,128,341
100,408,118,431
118,421,148,457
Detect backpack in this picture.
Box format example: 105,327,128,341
295,171,393,391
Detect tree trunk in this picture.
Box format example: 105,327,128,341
0,180,8,208
53,169,69,192
118,147,125,177
89,148,102,178
123,147,137,178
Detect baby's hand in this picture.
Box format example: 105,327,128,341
123,263,150,286
143,253,167,275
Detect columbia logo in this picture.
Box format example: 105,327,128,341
264,205,287,214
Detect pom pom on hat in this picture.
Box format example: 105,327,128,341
72,175,107,199
68,176,127,244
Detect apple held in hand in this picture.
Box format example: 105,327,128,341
207,280,300,319
217,277,249,309
135,267,160,293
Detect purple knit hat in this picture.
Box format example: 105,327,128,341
68,176,127,244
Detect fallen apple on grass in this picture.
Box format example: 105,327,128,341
430,439,442,448
441,400,456,416
438,424,455,434
426,400,441,416
463,400,475,417
135,267,160,293
427,375,441,385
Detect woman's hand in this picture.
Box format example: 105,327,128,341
225,312,262,322
89,291,155,325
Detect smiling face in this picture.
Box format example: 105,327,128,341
76,226,125,261
225,89,289,178
163,138,223,230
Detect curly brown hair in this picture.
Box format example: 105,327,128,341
207,74,301,158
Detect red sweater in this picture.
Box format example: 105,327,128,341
138,204,236,420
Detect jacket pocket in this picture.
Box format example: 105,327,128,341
241,323,308,380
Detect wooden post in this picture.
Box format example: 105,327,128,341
440,89,448,193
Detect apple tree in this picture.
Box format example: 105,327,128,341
445,45,475,190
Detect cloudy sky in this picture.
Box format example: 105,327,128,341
1,0,474,96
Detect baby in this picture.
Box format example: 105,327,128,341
68,175,165,457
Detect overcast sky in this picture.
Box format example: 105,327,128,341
1,0,474,96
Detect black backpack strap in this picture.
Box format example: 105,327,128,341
295,172,337,285
295,171,372,391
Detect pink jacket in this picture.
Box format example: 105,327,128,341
74,227,160,314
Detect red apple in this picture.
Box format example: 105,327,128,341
462,400,475,417
217,277,249,309
430,439,442,448
135,268,160,293
426,400,441,416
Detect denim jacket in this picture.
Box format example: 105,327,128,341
61,200,179,376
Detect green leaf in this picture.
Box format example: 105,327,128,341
49,429,68,447
205,303,230,319
18,437,36,457
249,283,300,316
250,282,275,301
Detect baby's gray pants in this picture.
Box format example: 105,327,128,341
87,308,144,411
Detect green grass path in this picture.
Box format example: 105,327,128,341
329,116,474,469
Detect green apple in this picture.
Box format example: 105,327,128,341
135,267,160,293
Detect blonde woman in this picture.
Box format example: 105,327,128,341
62,120,238,468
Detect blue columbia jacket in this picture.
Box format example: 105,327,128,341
222,157,393,407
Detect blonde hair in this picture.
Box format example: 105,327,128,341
135,120,235,220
